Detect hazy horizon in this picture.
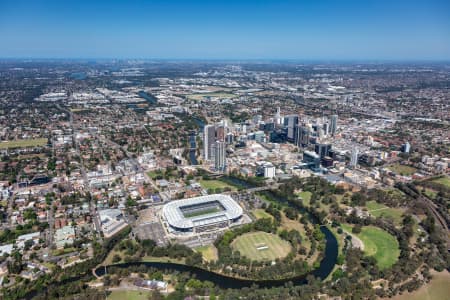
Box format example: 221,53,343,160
1,0,449,60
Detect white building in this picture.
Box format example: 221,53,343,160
99,209,128,238
214,141,226,172
264,164,276,178
350,148,359,168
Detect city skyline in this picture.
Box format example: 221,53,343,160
1,0,450,60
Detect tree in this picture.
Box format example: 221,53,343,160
112,254,121,263
352,224,362,234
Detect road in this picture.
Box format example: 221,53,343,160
64,107,103,240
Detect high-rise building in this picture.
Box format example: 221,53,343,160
402,142,411,153
285,115,299,141
203,125,215,161
214,141,226,172
274,107,281,125
350,148,359,168
295,124,310,147
330,114,338,136
303,151,320,169
323,123,329,136
254,131,266,143
315,143,332,158
225,132,234,144
216,125,225,142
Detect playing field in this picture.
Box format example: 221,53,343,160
231,231,292,261
199,179,237,191
342,224,399,269
0,138,47,149
183,207,223,218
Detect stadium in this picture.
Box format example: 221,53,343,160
162,194,243,233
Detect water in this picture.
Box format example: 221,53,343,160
93,189,338,288
94,226,337,289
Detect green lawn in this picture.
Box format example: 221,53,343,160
387,164,417,176
199,179,236,191
195,244,218,262
252,209,274,220
297,191,312,206
141,256,185,264
183,207,223,218
147,170,161,179
341,224,399,269
423,188,438,199
365,201,404,224
52,247,76,256
104,248,185,265
0,138,48,149
107,290,151,300
231,231,292,261
433,176,450,188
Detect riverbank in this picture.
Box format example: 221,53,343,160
94,225,337,289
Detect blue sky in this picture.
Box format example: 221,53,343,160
0,0,449,60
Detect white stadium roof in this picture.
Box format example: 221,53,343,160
163,194,243,229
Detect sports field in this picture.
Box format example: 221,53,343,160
0,138,47,149
199,179,237,191
342,224,399,269
231,231,292,261
183,207,223,218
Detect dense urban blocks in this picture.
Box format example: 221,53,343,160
230,231,292,261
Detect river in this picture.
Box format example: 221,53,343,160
94,180,338,289
94,227,336,289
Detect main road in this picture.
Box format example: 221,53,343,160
64,106,103,240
